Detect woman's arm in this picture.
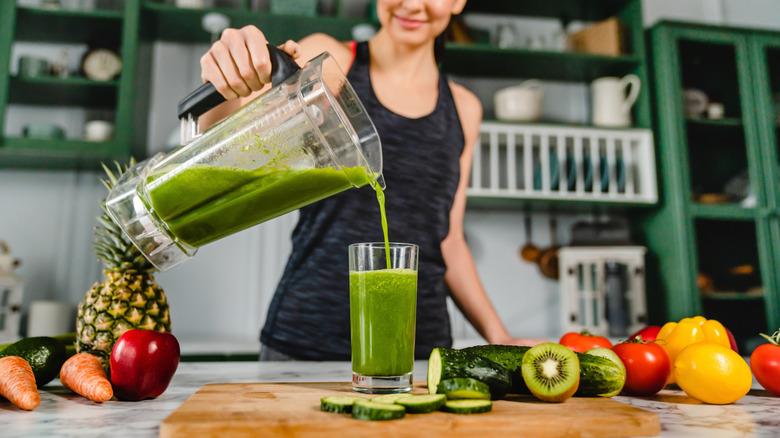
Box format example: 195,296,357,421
444,83,546,347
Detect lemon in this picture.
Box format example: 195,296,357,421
674,342,751,404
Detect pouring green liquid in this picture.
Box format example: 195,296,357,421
371,180,391,269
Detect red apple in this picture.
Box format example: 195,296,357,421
110,329,180,401
628,325,662,342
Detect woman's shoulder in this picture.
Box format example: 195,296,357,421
297,33,354,69
448,81,482,141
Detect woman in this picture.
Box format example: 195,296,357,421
200,0,546,360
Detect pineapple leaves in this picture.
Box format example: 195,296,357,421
93,158,154,273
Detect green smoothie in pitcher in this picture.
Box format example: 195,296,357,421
349,268,417,376
145,165,373,248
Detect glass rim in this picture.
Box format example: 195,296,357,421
349,242,418,249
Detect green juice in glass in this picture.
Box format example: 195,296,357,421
349,268,417,376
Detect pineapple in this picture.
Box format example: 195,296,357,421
76,160,171,372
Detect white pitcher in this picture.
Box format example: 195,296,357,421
591,74,640,127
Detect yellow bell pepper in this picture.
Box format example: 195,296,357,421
656,316,731,384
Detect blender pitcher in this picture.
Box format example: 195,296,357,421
106,45,383,271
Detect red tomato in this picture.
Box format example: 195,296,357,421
612,340,670,396
750,331,780,396
559,330,612,353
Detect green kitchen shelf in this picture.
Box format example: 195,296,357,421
8,75,119,109
442,44,642,81
463,0,632,21
2,137,117,153
686,117,744,128
465,196,651,212
0,137,127,170
142,3,368,43
14,6,123,43
702,291,765,301
689,203,757,220
17,5,124,19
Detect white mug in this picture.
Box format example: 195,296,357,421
85,120,114,141
591,74,640,127
27,301,73,337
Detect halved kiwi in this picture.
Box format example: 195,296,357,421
521,343,580,402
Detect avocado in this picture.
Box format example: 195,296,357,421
0,336,68,387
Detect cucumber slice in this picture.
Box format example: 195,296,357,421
320,396,363,413
394,394,446,413
442,399,493,414
437,378,491,400
352,399,406,421
371,393,413,404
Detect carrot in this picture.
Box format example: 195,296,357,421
0,356,40,410
59,353,113,402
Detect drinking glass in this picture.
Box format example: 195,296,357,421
349,242,418,393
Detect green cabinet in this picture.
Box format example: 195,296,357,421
0,1,150,169
642,21,780,352
0,1,372,170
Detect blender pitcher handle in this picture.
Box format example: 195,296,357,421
177,43,301,119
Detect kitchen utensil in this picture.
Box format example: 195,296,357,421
160,382,660,438
519,214,541,262
105,45,383,271
591,74,640,127
494,80,544,122
538,217,560,279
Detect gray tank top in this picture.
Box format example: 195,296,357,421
260,41,465,360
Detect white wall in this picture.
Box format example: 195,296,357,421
3,0,780,348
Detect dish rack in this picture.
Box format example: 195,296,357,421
558,246,647,337
467,122,657,204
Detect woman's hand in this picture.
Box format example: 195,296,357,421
489,334,548,347
200,25,300,100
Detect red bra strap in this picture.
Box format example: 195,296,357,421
346,40,357,71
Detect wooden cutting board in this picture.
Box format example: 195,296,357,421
160,382,660,438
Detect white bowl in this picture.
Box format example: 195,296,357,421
494,81,544,122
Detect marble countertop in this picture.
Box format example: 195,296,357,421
1,360,778,437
